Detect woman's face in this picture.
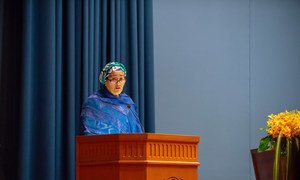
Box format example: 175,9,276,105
105,71,126,96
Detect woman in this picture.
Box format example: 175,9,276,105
80,62,144,135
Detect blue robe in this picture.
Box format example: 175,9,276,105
80,88,143,135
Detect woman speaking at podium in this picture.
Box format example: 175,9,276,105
80,61,144,135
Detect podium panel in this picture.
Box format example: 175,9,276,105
76,133,200,180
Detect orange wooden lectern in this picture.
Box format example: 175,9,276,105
76,133,200,180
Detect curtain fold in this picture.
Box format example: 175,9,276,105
143,0,155,132
0,1,23,179
0,0,154,179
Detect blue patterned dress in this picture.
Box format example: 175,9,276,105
80,88,143,135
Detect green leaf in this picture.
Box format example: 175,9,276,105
258,135,273,152
259,127,265,131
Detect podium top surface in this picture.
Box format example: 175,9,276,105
76,133,200,143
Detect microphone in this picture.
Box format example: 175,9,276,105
127,104,145,132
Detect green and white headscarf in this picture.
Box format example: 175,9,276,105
99,61,127,85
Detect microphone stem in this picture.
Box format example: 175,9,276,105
127,105,145,132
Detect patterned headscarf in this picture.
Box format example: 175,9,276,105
99,61,127,85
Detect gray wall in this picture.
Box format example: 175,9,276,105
153,0,300,179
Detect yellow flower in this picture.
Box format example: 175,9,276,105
266,110,300,139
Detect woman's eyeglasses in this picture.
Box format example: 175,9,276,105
107,78,126,84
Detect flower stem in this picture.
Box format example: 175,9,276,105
295,137,300,151
273,133,282,180
286,139,292,180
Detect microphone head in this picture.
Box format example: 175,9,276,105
127,104,131,109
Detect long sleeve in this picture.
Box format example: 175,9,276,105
80,99,120,135
80,90,143,135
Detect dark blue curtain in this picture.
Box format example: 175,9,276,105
0,0,154,179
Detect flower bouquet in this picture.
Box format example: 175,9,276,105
257,110,300,180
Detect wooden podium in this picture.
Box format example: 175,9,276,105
76,133,200,180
